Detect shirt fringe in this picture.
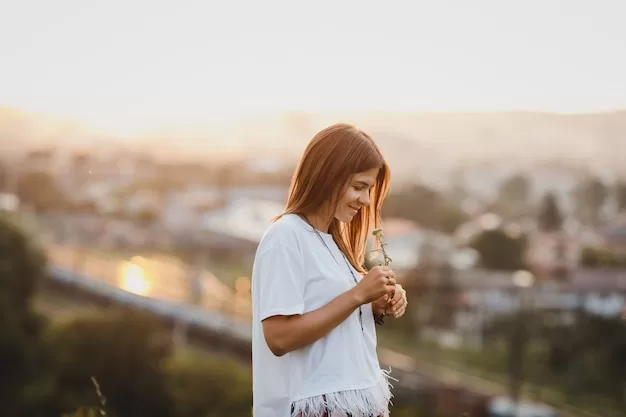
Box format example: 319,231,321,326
291,368,396,417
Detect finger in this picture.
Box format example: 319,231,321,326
394,305,407,318
392,288,403,304
389,287,402,306
394,295,407,312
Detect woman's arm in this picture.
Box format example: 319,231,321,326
262,265,394,356
262,287,363,356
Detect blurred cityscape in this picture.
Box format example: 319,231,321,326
3,1,626,416
2,106,626,417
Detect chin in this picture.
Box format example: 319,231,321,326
336,212,357,223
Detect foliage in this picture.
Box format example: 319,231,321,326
38,309,256,417
616,178,626,213
0,160,7,189
45,310,173,417
383,183,467,234
165,353,252,417
537,191,563,231
543,314,626,403
0,213,48,417
491,173,532,219
499,174,531,205
415,262,461,330
580,246,626,267
16,171,71,213
471,310,626,414
134,208,160,224
573,176,608,225
470,228,526,271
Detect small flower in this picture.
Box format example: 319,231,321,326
372,227,394,314
372,228,392,266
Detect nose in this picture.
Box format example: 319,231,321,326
358,190,371,207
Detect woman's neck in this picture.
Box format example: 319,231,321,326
303,210,332,233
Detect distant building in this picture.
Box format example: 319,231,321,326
602,216,626,254
453,267,626,347
201,198,284,244
162,185,288,232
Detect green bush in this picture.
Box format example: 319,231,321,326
580,246,626,267
165,352,252,417
0,213,49,417
45,310,173,417
44,310,254,417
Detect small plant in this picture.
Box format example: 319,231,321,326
91,376,108,416
63,377,108,417
372,228,392,266
372,228,394,315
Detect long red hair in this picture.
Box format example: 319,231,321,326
275,123,391,274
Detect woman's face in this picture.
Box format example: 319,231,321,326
334,167,379,223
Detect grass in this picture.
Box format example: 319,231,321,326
61,377,108,417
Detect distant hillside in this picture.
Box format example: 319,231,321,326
212,110,626,178
2,107,625,176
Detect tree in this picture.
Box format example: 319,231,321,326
134,208,159,224
47,311,173,417
0,213,48,417
383,183,467,234
499,174,531,205
16,171,69,213
0,160,8,190
580,247,626,268
616,179,626,213
470,228,526,271
574,176,608,225
491,173,532,219
428,262,461,329
483,309,626,413
544,314,626,403
538,191,563,231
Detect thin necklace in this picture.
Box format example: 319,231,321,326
301,215,364,331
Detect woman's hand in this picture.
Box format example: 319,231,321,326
354,266,396,305
372,284,408,319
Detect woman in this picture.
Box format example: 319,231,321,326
251,123,409,417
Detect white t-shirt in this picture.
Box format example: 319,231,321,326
251,214,393,417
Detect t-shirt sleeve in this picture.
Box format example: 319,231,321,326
255,241,306,322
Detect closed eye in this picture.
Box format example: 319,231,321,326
352,181,374,191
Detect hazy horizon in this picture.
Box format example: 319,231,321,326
2,0,626,137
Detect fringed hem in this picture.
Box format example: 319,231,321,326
291,368,396,417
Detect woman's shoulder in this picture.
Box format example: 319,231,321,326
259,213,309,248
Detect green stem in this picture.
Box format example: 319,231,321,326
372,229,393,314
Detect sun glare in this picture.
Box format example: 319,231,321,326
118,261,151,296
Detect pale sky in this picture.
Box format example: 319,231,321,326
1,0,625,134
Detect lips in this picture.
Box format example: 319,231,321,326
349,205,360,214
